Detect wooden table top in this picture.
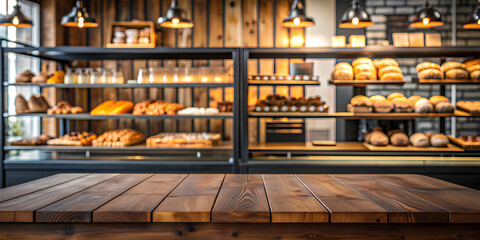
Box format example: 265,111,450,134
0,174,479,224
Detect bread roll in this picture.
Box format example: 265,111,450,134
380,72,404,81
416,62,440,73
466,64,480,73
418,69,442,79
91,101,117,115
355,72,376,80
351,95,373,107
430,134,449,147
369,131,389,146
390,132,409,146
441,62,466,73
28,95,50,113
373,59,381,69
408,96,422,105
369,95,387,102
378,66,402,77
377,58,399,70
332,69,354,80
32,72,49,83
410,133,429,147
387,129,404,138
464,59,480,68
352,58,374,68
335,62,353,71
414,98,434,113
471,70,480,79
435,101,454,113
387,92,405,101
429,96,449,106
354,64,376,74
373,99,393,113
445,69,469,79
391,98,413,112
15,71,35,83
15,94,29,114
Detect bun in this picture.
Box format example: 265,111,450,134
416,62,440,73
373,99,393,113
16,71,35,83
391,98,413,112
378,66,402,76
351,95,373,107
354,64,376,74
429,96,449,106
352,58,374,68
445,69,469,79
32,72,49,83
46,71,65,84
466,64,480,73
414,98,434,113
332,69,354,80
471,70,480,79
15,94,29,114
369,131,389,146
355,72,376,80
387,92,405,101
380,72,404,81
435,101,454,113
430,134,449,147
410,133,429,147
408,96,422,104
387,129,404,138
441,62,466,74
464,59,480,68
418,69,442,79
377,58,399,70
390,132,409,146
335,62,353,71
28,95,50,113
91,101,134,115
369,95,387,102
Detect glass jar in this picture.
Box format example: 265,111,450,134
183,68,197,83
102,69,113,84
137,68,149,84
214,67,228,83
64,68,77,84
148,67,161,83
112,70,125,84
88,68,102,84
76,68,89,84
198,67,213,83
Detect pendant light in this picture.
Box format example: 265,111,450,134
61,0,98,28
463,0,480,29
0,4,32,28
281,0,315,28
410,1,443,28
339,0,374,28
158,0,193,29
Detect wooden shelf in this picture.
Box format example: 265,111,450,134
249,142,368,152
329,79,406,86
248,111,455,119
4,112,233,119
248,80,319,86
4,82,234,88
248,112,348,118
363,143,463,152
416,78,480,84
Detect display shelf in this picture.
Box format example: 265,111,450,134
3,112,233,119
414,78,480,84
249,142,368,152
248,80,319,86
3,82,235,88
328,79,406,86
248,111,455,119
363,143,463,152
248,112,348,118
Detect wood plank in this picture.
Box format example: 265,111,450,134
370,174,480,223
0,174,87,203
296,174,387,223
93,174,187,222
153,174,225,222
331,174,448,223
211,174,270,223
36,174,152,223
224,0,242,47
263,174,329,223
0,174,117,222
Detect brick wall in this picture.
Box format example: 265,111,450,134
365,0,480,136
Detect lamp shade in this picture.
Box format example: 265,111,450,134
410,2,443,28
463,1,480,29
61,0,98,28
282,0,315,28
158,0,193,29
339,0,374,28
0,5,32,28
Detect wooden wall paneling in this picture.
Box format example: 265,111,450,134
209,0,224,135
274,0,290,98
102,0,118,131
289,27,305,98
177,0,193,132
162,0,178,132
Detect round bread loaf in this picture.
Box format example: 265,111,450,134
387,92,405,101
15,71,35,83
369,131,389,146
32,72,49,84
445,69,469,79
335,62,353,71
414,98,434,113
418,69,442,79
355,72,376,80
435,101,454,113
380,72,403,81
430,133,449,147
407,96,422,104
410,133,429,147
15,94,29,114
466,64,480,73
352,58,374,68
464,59,480,68
373,99,393,113
387,129,404,138
390,132,409,146
28,95,50,113
471,70,480,79
416,62,440,73
354,63,376,74
378,66,402,77
391,98,413,112
429,96,449,106
351,95,373,107
332,69,354,80
377,58,399,70
441,62,466,73
369,95,387,102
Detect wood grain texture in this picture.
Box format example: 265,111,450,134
153,174,225,222
211,175,270,223
332,174,448,223
93,174,187,223
36,174,152,223
263,174,329,223
370,174,480,223
296,174,387,223
0,174,117,222
0,174,87,203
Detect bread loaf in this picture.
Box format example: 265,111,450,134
369,131,389,146
414,98,434,113
91,100,134,115
355,72,376,80
32,72,49,83
373,99,393,113
354,64,376,74
46,70,65,84
416,62,440,73
369,95,387,102
332,69,354,80
435,101,454,113
410,133,429,147
387,129,404,138
352,58,374,68
387,92,405,101
471,70,480,79
390,132,409,146
391,98,413,112
418,69,442,79
445,69,469,79
377,58,399,70
380,72,403,81
429,96,449,106
132,99,155,115
15,71,35,83
335,62,353,71
28,95,50,113
15,94,29,114
378,66,402,76
430,133,449,147
441,62,466,73
351,95,373,107
466,64,480,73
464,59,480,68
408,96,422,105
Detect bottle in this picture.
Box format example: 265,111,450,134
64,68,77,84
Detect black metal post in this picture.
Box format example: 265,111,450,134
0,43,5,187
240,48,250,173
232,49,242,173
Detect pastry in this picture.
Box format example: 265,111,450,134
430,133,449,147
418,69,442,79
410,133,429,147
32,72,50,83
46,70,65,84
457,101,480,114
408,96,423,105
445,69,469,79
414,98,434,113
377,58,399,70
355,71,376,80
351,95,373,107
390,132,409,146
435,101,454,113
147,132,221,148
369,95,387,102
47,101,84,114
93,129,146,147
354,64,376,74
91,100,134,115
27,95,50,113
132,99,155,115
352,58,374,68
335,62,353,71
332,69,354,80
387,129,404,138
11,134,54,146
416,62,440,73
387,92,405,101
464,59,480,68
47,132,97,146
441,62,466,73
368,131,389,146
373,99,393,113
378,66,402,77
429,96,449,106
15,94,29,114
380,72,403,81
391,98,413,112
466,64,480,73
15,71,35,83
471,70,480,79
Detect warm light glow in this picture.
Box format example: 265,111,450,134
12,16,19,25
352,17,359,25
201,76,208,82
78,17,84,28
185,76,192,82
423,18,430,25
290,35,304,48
172,18,179,24
214,77,222,82
478,19,480,24
293,17,301,25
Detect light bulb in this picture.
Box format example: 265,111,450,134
293,17,301,25
423,18,430,25
172,18,179,24
352,17,359,25
78,17,84,28
478,19,480,25
12,16,19,25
